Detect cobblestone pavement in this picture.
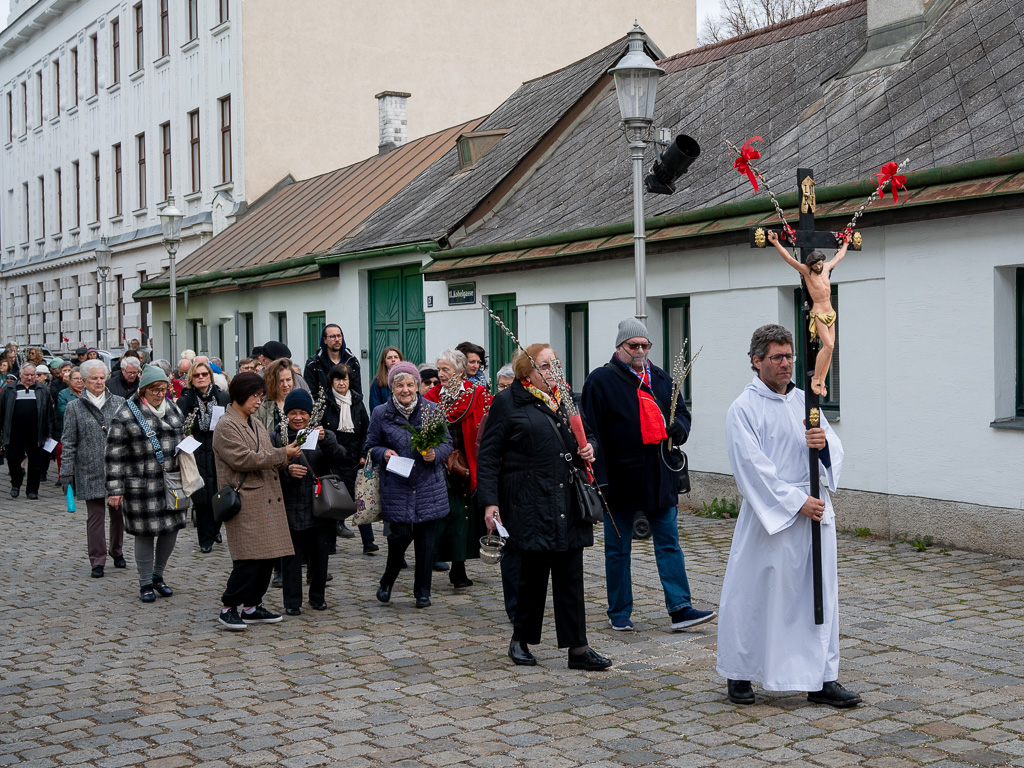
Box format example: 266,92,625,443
4,484,1024,768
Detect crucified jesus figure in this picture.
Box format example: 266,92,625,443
767,230,850,397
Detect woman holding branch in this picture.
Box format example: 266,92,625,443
477,343,611,671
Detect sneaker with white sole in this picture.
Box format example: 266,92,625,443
218,608,246,631
609,618,634,631
670,607,717,631
241,604,283,624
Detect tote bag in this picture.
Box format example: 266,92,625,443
351,453,381,525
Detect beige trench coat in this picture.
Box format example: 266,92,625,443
212,404,294,561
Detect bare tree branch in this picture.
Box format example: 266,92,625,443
697,0,842,46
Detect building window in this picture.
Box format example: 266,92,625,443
564,303,589,392
134,3,144,72
113,143,122,216
160,122,171,199
219,96,231,183
53,59,60,116
54,168,62,233
22,182,28,243
188,0,198,40
20,82,26,134
159,0,169,57
38,176,44,239
6,92,12,142
219,0,229,24
111,18,120,85
72,160,80,228
188,109,200,192
1017,268,1024,417
794,286,840,410
92,152,101,223
36,71,42,125
662,297,693,405
71,48,79,106
136,133,146,208
90,34,98,96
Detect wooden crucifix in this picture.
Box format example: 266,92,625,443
749,167,861,626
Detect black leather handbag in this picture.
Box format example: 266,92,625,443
212,473,247,523
312,474,357,520
546,415,603,525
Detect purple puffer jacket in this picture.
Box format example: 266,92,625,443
365,397,453,525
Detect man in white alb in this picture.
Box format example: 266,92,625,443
718,324,861,708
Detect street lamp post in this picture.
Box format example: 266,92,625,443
159,194,183,363
95,237,112,350
609,23,665,322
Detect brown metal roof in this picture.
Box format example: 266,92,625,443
169,117,484,280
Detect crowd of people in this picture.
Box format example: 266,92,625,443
0,317,860,707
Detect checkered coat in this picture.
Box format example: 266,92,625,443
212,404,294,561
104,394,188,537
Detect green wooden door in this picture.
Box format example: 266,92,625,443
488,293,518,389
662,297,692,404
306,311,326,360
369,265,425,367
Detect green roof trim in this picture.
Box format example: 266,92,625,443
314,240,441,266
423,152,1024,277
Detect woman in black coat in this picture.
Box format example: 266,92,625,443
319,362,376,553
271,389,346,614
477,343,611,672
176,360,231,552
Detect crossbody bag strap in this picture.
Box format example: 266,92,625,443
126,399,164,464
542,409,582,480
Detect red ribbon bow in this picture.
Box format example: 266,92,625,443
733,137,763,193
877,162,907,203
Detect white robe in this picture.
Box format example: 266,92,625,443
716,376,844,691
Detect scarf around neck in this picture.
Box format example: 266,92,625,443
522,378,561,412
393,393,417,418
84,389,107,409
332,389,354,432
623,358,667,445
194,384,216,431
143,397,168,419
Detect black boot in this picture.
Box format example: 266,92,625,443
807,681,862,708
508,639,536,666
727,679,755,705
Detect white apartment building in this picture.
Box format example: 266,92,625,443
0,0,242,353
0,0,697,357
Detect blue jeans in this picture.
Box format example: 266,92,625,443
603,505,692,621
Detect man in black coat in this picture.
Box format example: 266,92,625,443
106,356,141,399
303,324,362,398
581,318,715,634
0,364,55,499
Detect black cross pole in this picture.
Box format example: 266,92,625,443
749,167,861,626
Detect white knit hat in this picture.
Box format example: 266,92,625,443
615,318,651,347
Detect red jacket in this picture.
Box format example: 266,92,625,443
424,379,492,491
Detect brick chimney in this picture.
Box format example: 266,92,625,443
375,91,411,155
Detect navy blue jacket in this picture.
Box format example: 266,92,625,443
364,397,452,525
581,355,691,512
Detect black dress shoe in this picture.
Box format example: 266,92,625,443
415,596,431,608
807,681,862,708
508,640,536,666
26,491,38,500
376,583,392,603
91,565,104,578
567,648,612,671
363,542,379,554
113,556,127,569
151,575,173,598
271,572,283,588
310,601,327,611
200,544,213,553
285,607,302,616
451,579,474,589
214,533,223,543
140,585,156,603
10,487,19,498
728,679,755,705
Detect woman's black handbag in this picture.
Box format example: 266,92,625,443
212,473,247,523
312,474,357,520
570,466,604,525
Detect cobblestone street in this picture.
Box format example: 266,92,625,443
3,484,1024,767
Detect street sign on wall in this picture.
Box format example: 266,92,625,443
447,282,476,306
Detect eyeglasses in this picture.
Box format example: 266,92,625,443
766,353,797,365
324,334,342,340
148,386,170,396
537,363,554,372
193,371,210,378
623,342,651,351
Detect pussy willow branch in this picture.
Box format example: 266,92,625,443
667,344,703,450
480,303,536,371
725,139,795,244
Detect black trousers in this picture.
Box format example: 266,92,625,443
381,519,437,599
194,502,222,548
499,539,522,624
513,548,587,649
6,437,42,494
221,558,275,608
281,526,332,609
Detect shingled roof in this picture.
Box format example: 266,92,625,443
328,36,632,256
451,0,1024,250
148,118,482,287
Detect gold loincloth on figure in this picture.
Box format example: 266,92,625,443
809,311,837,340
